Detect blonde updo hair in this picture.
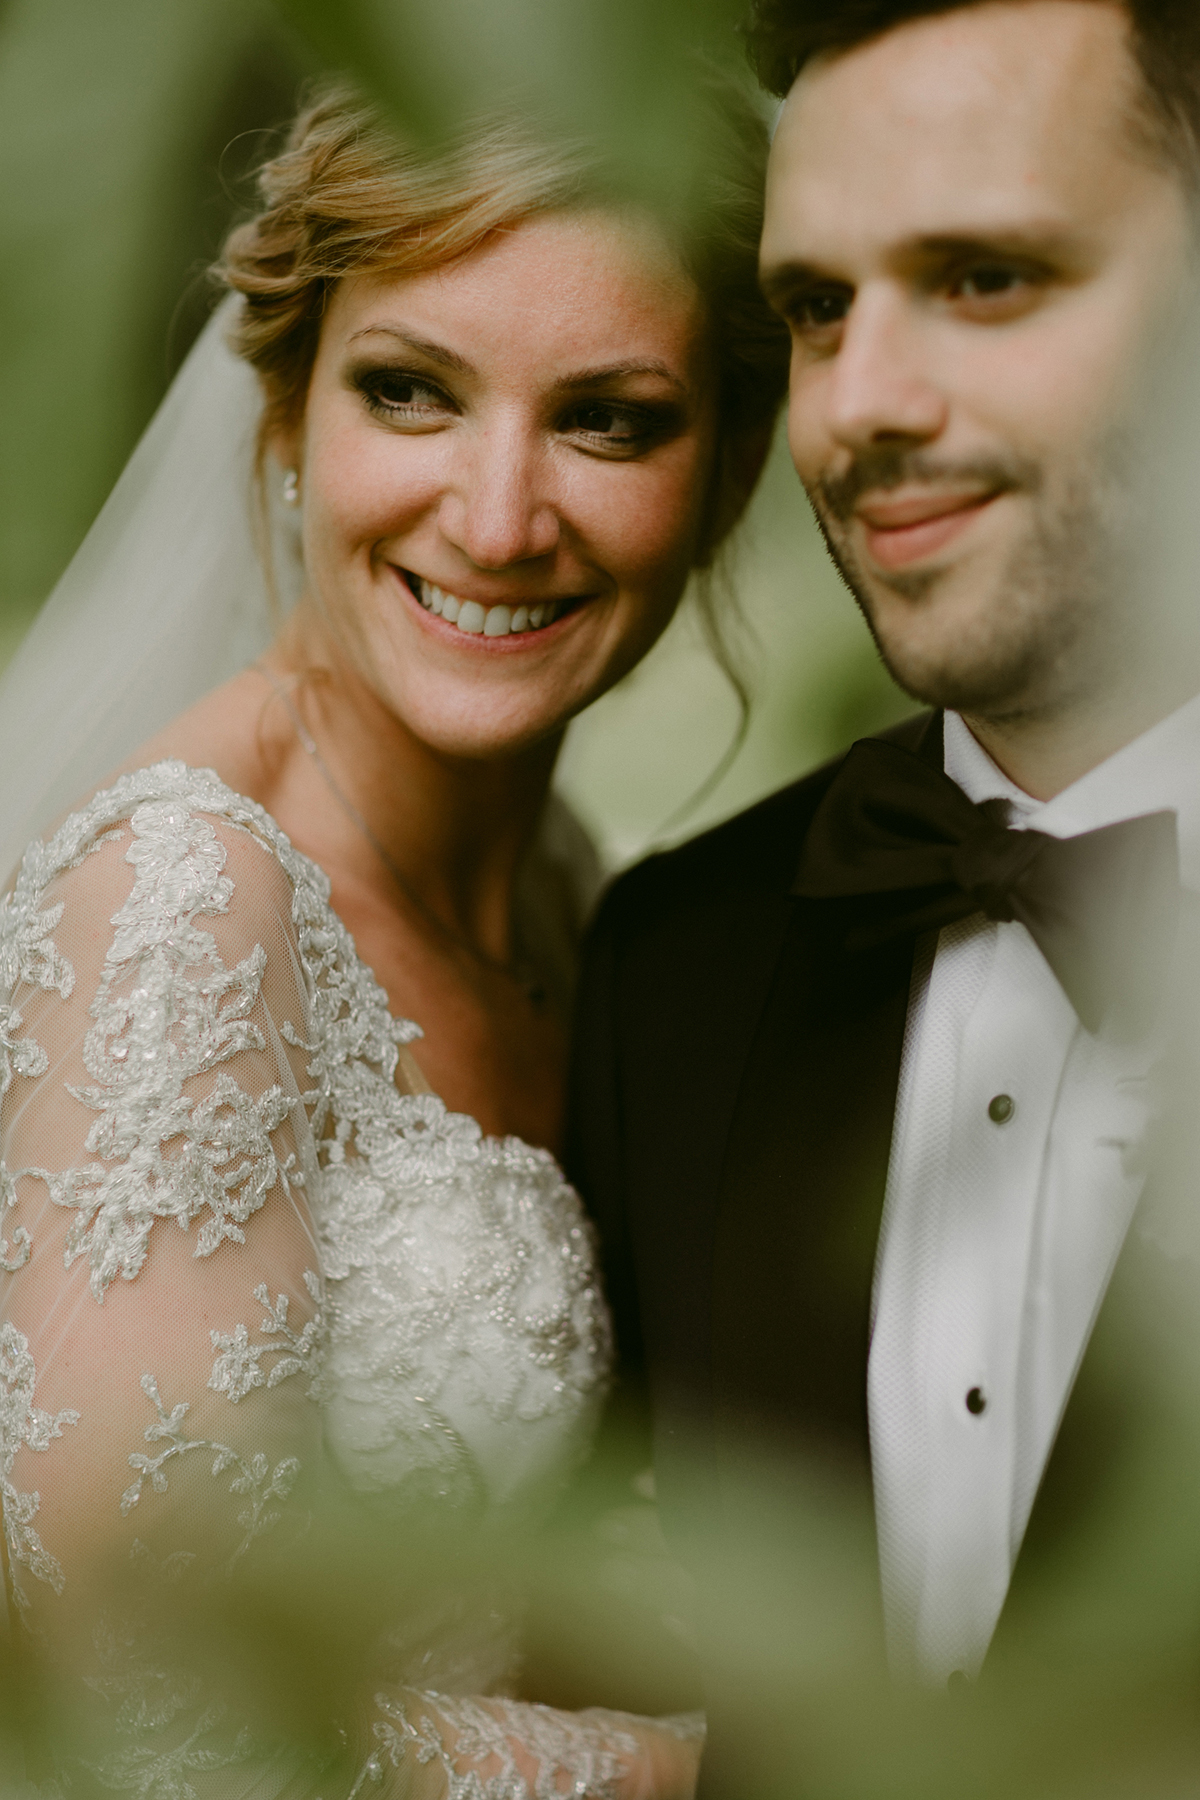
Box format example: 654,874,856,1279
216,79,789,506
216,81,788,787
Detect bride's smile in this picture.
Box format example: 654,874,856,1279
279,208,721,762
0,75,790,1800
400,569,582,639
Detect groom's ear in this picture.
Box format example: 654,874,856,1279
697,417,777,564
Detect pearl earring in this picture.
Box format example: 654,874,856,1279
282,469,300,506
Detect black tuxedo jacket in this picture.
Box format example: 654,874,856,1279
566,714,1196,1794
567,713,934,1518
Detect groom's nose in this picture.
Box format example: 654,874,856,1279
821,285,949,453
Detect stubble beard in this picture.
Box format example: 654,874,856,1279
809,447,1131,727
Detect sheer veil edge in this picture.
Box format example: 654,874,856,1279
0,296,293,883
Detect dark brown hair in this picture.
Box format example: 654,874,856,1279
744,0,1200,181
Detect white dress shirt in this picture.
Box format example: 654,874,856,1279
868,697,1200,1685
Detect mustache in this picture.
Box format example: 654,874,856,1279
816,447,1042,523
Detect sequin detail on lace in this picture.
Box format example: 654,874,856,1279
0,1163,30,1272
0,762,618,1797
208,1271,325,1404
8,797,303,1298
121,1372,301,1570
0,1323,79,1613
87,1616,257,1800
373,1691,640,1800
0,878,73,1095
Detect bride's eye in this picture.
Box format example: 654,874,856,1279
562,401,670,455
355,367,456,424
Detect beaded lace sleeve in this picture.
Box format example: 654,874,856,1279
0,768,699,1800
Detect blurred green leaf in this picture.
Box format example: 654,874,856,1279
273,0,754,171
0,0,310,621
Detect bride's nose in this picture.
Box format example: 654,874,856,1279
437,421,561,569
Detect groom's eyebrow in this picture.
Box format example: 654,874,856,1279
348,326,475,375
759,258,845,310
761,224,1086,304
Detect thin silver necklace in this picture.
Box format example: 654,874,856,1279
256,663,547,1006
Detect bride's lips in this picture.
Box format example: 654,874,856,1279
856,487,1002,571
391,566,593,648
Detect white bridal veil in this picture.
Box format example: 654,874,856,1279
0,297,294,882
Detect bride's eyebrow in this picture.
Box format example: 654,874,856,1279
344,329,688,397
346,325,474,375
553,360,688,395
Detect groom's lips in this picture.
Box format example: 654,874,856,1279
856,487,1001,571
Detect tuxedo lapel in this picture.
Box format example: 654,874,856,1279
707,711,941,1478
598,837,812,1545
709,891,914,1478
577,713,940,1570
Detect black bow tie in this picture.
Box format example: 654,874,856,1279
792,736,1180,1035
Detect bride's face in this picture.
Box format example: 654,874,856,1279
285,209,721,758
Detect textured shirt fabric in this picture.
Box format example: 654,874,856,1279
868,698,1200,1685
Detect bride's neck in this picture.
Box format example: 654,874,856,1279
261,618,561,969
132,612,561,974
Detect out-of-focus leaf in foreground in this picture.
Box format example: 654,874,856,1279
273,0,756,183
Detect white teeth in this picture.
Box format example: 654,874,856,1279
413,576,568,637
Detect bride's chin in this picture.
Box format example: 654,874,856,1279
375,671,581,761
402,716,569,763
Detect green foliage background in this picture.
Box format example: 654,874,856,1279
0,0,908,871
5,8,1200,1792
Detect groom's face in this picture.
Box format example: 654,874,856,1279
761,0,1194,724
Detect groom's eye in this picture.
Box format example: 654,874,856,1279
940,254,1052,319
789,286,853,333
954,264,1022,298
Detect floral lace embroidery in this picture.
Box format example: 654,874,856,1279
0,880,74,1274
86,1556,336,1800
7,798,305,1299
89,1701,254,1800
0,882,73,1096
0,1162,30,1272
120,1373,300,1572
0,1322,79,1614
208,1271,325,1404
373,1691,643,1800
332,1086,483,1184
0,763,618,1796
116,1270,325,1568
314,1119,611,1509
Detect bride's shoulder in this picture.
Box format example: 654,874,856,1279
0,755,420,1128
6,757,417,1053
4,759,330,988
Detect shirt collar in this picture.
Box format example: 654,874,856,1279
943,692,1200,894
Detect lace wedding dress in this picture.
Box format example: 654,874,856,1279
0,759,691,1799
